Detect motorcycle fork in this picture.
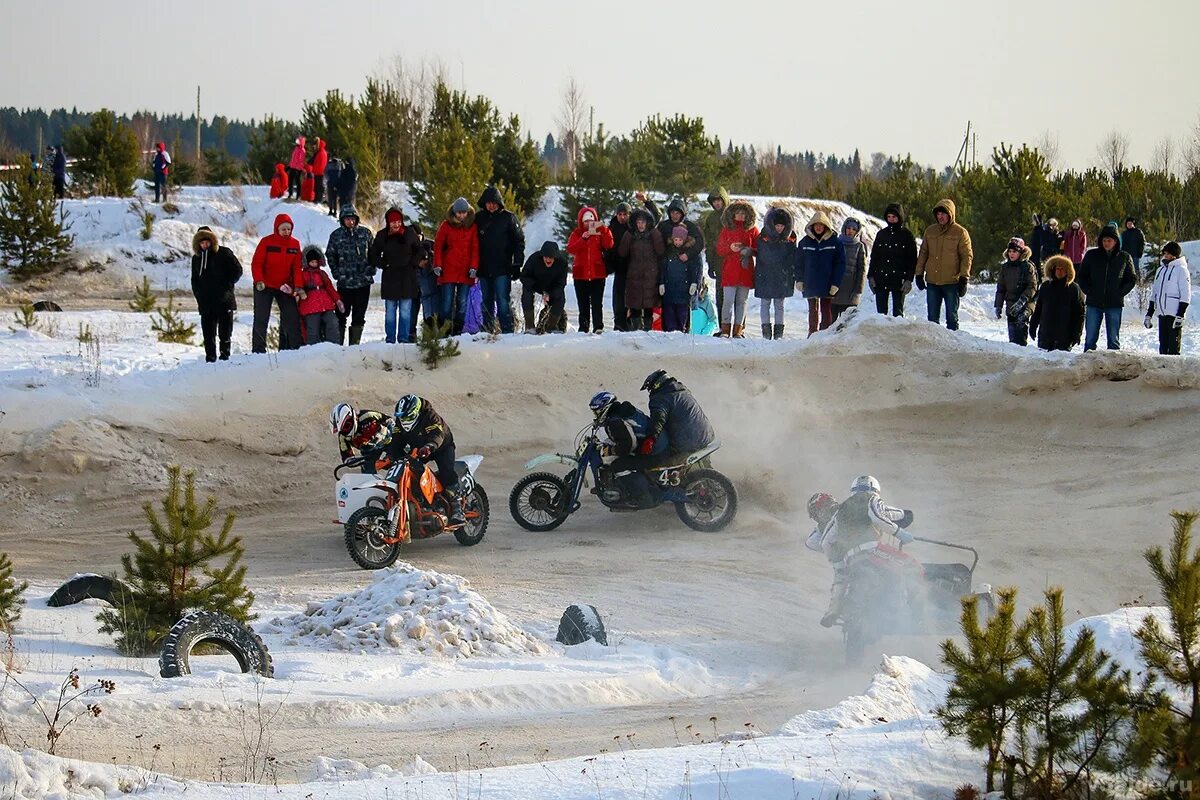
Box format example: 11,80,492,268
386,467,413,544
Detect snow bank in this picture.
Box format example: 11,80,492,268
265,563,548,658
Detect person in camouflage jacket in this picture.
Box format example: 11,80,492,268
325,204,375,344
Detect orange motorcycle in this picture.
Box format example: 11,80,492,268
341,449,489,570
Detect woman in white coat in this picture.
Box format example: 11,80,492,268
1144,241,1190,355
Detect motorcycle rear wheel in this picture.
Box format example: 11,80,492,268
344,506,402,570
675,469,738,532
509,472,571,532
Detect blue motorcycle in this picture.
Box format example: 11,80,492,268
508,420,738,532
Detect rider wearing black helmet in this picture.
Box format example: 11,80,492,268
386,394,465,525
640,369,715,457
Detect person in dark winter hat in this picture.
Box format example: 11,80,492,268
1077,224,1136,350
1029,255,1085,352
1121,216,1146,270
868,203,917,316
1029,215,1062,270
474,185,525,334
606,193,660,330
370,207,423,343
324,157,343,217
1144,241,1190,355
326,204,375,344
297,246,344,345
993,237,1038,346
754,208,797,339
832,218,867,322
338,157,358,207
191,226,243,362
659,226,701,333
51,145,67,199
520,241,568,333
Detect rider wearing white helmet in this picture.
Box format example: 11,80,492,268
330,402,394,470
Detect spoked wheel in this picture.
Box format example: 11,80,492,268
509,472,571,532
344,506,402,570
675,469,738,532
454,486,490,546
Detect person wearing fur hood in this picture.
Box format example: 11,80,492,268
798,210,846,336
1029,255,1085,352
993,237,1038,346
1145,241,1190,355
753,207,797,339
715,200,759,338
191,226,243,362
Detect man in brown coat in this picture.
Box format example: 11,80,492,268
915,198,973,330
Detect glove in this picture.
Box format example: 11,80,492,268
829,286,839,297
658,285,666,296
373,456,392,472
915,275,926,291
868,277,876,292
995,307,1003,320
413,446,432,459
1144,315,1154,329
280,283,292,295
295,289,307,301
1174,316,1185,330
957,277,969,297
254,281,266,292
902,280,913,294
468,268,477,279
336,300,345,314
688,283,697,296
433,267,443,277
638,437,655,455
895,529,914,545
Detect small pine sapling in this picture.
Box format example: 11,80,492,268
13,301,36,329
150,292,195,345
0,166,74,280
0,553,29,627
128,276,156,312
417,318,460,369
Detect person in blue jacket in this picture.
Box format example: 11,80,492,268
798,210,846,336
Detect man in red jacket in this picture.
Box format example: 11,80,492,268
251,213,304,352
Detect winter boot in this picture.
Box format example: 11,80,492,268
773,324,784,340
719,323,732,338
641,316,652,332
732,324,745,339
219,339,231,360
444,490,466,526
348,324,364,345
820,578,848,628
761,323,773,340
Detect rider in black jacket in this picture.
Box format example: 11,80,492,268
387,394,464,525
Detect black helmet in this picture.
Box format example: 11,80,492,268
641,369,670,392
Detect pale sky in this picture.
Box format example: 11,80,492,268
4,0,1196,172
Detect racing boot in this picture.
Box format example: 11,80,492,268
443,489,466,527
820,576,848,628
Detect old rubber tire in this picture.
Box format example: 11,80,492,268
159,610,273,678
675,469,738,532
509,472,570,532
47,574,131,608
555,603,607,646
454,485,489,546
344,506,402,570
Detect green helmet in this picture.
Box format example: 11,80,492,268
394,394,423,432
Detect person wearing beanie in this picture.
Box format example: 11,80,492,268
151,142,171,203
606,192,660,330
1121,216,1146,269
298,245,344,345
1076,224,1136,350
993,237,1038,346
433,197,479,335
566,206,615,333
287,136,307,200
1144,241,1190,355
716,200,758,337
832,218,868,323
1029,255,1085,352
190,226,243,362
868,203,918,316
474,185,526,334
915,199,973,331
369,207,423,343
1029,214,1063,271
326,204,375,344
519,241,568,333
659,225,701,333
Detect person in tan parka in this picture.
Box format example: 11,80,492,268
915,198,973,330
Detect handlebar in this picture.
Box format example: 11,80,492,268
334,457,366,479
910,535,980,574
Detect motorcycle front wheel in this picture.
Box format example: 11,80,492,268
344,506,402,570
509,472,571,532
455,485,490,546
675,469,738,532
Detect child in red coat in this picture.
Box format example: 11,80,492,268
300,166,316,202
269,163,288,199
298,246,344,344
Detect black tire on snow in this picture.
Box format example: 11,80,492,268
344,506,402,570
509,472,571,532
454,485,489,546
843,620,869,666
555,603,607,646
674,469,738,532
158,610,273,679
46,574,131,608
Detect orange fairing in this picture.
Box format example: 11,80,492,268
419,465,443,503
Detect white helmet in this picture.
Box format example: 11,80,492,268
330,403,357,437
850,475,880,494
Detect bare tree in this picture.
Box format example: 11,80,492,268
555,76,587,179
380,54,449,112
1034,130,1062,172
1095,130,1130,180
1152,137,1176,176
1184,115,1200,178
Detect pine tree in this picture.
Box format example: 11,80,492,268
938,587,1023,793
128,276,156,312
97,466,254,656
0,167,74,280
150,292,196,345
410,116,492,230
1011,587,1137,800
1134,511,1200,795
63,109,141,197
417,318,460,368
0,552,29,627
246,115,301,183
491,114,548,217
555,127,639,242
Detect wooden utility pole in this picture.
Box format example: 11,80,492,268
195,86,201,164
953,121,972,174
